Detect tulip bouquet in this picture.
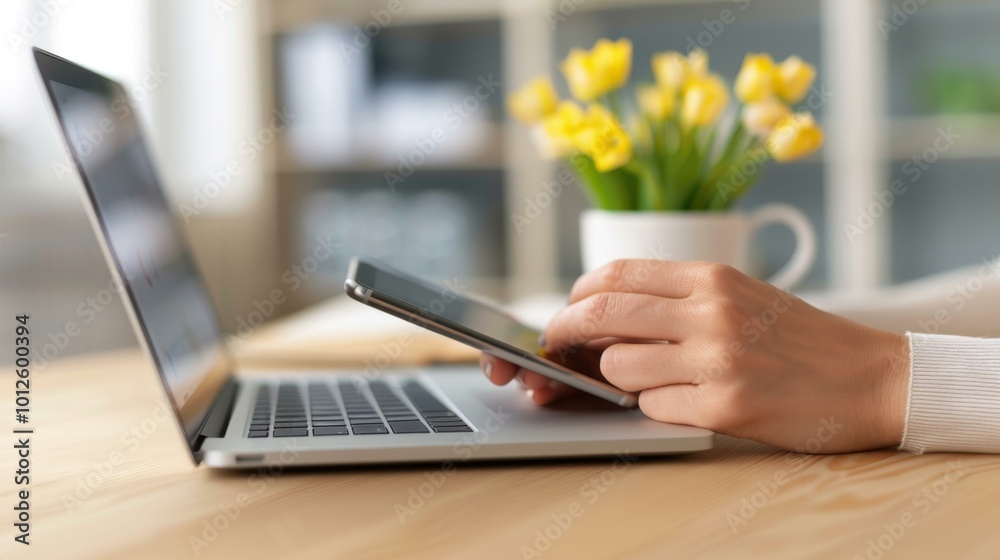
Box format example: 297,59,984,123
507,39,824,211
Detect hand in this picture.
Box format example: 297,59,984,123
481,260,910,453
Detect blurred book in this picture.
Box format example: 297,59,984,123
279,25,371,167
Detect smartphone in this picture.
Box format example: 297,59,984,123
344,258,638,408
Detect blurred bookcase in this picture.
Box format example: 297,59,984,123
254,0,1000,310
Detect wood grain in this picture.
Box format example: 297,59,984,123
3,349,999,560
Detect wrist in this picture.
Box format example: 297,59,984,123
869,330,911,449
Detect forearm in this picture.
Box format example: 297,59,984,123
900,333,1000,453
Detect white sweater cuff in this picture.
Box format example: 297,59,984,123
901,332,1000,454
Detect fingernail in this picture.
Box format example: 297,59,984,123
515,371,528,389
525,389,535,400
483,361,494,382
537,334,547,348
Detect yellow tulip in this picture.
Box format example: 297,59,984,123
734,53,776,103
774,56,816,104
768,112,824,162
507,77,558,123
681,74,729,128
742,98,791,137
561,38,632,102
629,114,653,151
687,48,709,79
651,52,686,91
651,48,709,92
637,85,675,121
574,105,632,172
540,101,587,158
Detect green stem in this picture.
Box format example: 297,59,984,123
690,120,747,210
625,159,662,210
569,154,634,210
604,90,624,121
709,139,771,209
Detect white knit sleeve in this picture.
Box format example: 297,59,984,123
900,332,1000,453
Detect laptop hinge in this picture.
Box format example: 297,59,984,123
193,377,239,451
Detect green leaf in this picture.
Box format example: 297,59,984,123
569,154,636,210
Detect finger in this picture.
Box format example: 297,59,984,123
638,384,704,426
568,260,707,304
517,369,556,391
525,381,575,405
599,342,695,392
480,353,517,386
543,293,692,354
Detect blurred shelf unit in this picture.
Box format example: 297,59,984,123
257,2,514,309
265,0,823,34
274,122,505,175
889,115,1000,161
256,0,1000,304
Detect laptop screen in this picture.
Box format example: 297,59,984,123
34,49,231,451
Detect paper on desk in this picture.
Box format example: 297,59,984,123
235,296,480,368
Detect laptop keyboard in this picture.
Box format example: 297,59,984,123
246,379,472,438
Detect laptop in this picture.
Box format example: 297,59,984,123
33,48,713,468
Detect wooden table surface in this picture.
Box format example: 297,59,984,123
5,347,1000,560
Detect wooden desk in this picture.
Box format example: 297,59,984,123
6,348,1000,560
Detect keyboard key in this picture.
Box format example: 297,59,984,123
273,421,308,428
433,425,473,433
314,427,349,436
248,430,269,438
250,423,270,430
352,425,389,435
401,381,450,412
390,421,430,434
429,418,467,425
273,428,308,437
350,418,386,425
423,411,458,419
312,421,346,427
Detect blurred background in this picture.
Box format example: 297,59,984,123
2,0,999,362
